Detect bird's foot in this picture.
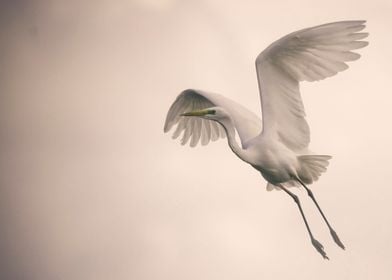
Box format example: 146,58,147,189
311,238,329,260
330,229,345,250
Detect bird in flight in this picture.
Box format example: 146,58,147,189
164,21,368,259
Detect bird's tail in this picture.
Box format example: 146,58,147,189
297,155,332,184
265,154,331,191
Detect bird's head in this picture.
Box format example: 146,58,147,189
180,107,228,121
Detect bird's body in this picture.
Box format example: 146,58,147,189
249,138,299,185
164,20,368,259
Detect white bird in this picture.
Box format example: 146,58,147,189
164,21,368,259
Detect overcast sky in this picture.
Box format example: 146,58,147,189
0,0,391,279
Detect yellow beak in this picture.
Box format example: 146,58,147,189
180,109,210,117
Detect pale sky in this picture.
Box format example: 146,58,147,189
0,0,391,279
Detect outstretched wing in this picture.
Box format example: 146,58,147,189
164,89,262,147
256,20,368,151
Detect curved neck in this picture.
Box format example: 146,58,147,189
217,118,249,163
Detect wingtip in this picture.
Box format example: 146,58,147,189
333,20,367,28
348,19,366,24
354,20,367,28
361,32,370,38
163,123,171,133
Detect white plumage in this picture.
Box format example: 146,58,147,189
164,21,368,259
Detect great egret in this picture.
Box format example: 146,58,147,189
164,21,368,259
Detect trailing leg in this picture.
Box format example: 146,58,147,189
297,179,345,250
278,184,329,259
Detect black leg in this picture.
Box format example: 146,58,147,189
297,179,345,250
277,184,329,260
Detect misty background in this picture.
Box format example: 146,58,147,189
0,0,391,279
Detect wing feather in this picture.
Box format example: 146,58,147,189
200,120,209,145
256,20,368,151
210,121,220,142
164,89,262,147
